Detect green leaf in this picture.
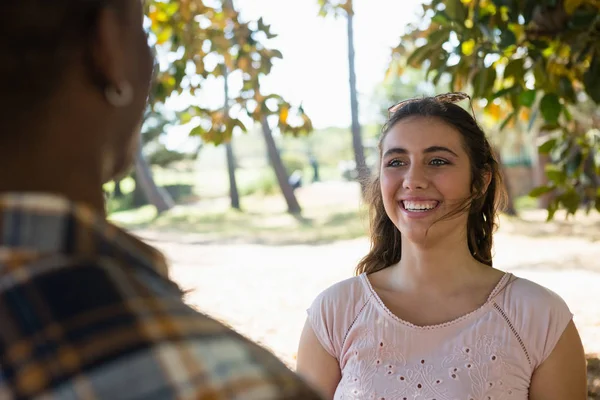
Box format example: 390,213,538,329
566,150,583,176
428,28,451,47
533,60,548,89
504,59,524,81
189,125,205,137
559,190,580,215
499,29,517,49
523,0,537,23
569,9,597,28
529,185,554,198
519,90,536,107
540,123,561,132
538,138,557,154
165,2,179,16
539,93,562,124
492,86,517,99
545,166,566,184
179,112,193,124
406,45,431,68
563,0,584,14
558,77,577,103
444,0,467,21
431,11,451,26
426,49,447,79
583,54,600,103
472,67,497,99
546,199,559,221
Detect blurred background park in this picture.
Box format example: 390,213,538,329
105,0,600,396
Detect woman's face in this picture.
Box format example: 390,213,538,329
379,116,474,244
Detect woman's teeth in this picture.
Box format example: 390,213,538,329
402,200,438,211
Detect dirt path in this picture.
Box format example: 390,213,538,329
146,230,600,368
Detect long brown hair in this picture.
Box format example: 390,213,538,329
356,96,506,275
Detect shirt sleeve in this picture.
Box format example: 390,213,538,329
306,277,366,361
0,257,322,400
501,277,574,370
307,288,339,359
537,287,573,365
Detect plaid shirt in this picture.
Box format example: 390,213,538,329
0,193,321,400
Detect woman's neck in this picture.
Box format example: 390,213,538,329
392,233,488,295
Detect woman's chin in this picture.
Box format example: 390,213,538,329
396,226,432,245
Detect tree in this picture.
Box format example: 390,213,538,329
392,0,600,219
318,0,370,195
146,0,312,214
111,107,193,211
223,0,241,211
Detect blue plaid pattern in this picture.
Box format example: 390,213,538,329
0,193,320,399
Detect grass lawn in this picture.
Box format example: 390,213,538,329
110,181,370,245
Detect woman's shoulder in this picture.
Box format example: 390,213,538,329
499,274,573,368
306,274,372,359
503,274,569,308
310,274,369,309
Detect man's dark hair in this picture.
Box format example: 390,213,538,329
0,0,126,130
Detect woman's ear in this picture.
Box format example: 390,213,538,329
473,166,492,199
482,167,492,194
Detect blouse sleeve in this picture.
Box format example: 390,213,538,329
502,277,573,369
306,276,366,361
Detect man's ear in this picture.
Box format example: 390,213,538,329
90,7,127,89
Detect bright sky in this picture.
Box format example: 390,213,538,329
165,0,424,148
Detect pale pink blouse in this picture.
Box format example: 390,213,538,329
307,273,572,400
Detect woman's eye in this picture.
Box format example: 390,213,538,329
387,159,404,167
430,158,449,166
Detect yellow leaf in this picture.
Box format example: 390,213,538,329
564,0,585,14
155,10,169,22
237,57,250,72
149,10,158,24
462,39,476,56
156,26,172,45
500,6,510,21
280,106,289,123
519,108,530,122
487,103,501,121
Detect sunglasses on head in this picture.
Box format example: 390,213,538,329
387,92,475,119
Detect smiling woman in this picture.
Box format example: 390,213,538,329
296,93,588,400
377,97,499,267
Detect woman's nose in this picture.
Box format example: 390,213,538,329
403,165,429,190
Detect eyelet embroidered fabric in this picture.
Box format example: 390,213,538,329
307,272,573,400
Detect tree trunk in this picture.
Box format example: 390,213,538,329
533,130,553,209
225,141,240,209
113,179,123,198
221,2,241,210
346,8,369,196
261,117,301,214
134,150,174,214
494,148,517,216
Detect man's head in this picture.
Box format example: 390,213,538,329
0,0,153,182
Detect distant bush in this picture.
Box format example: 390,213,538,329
281,152,306,174
241,172,279,196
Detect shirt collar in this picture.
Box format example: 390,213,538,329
0,192,169,279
